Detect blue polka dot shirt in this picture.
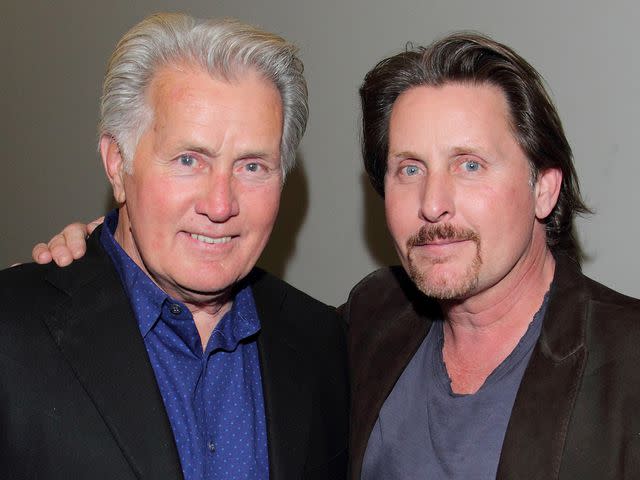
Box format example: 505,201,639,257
101,210,270,480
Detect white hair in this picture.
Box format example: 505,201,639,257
99,12,308,176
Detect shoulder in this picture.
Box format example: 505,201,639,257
0,262,74,361
581,273,640,343
248,267,336,316
248,268,342,338
555,259,640,371
343,265,433,326
346,266,409,304
555,257,640,324
0,230,119,320
0,262,63,314
582,274,640,314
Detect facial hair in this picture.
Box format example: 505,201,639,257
406,223,482,300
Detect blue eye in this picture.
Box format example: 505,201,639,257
403,165,420,176
245,162,261,172
463,160,480,172
179,154,197,167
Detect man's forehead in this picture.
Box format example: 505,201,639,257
148,63,278,106
138,63,284,159
388,82,515,150
391,82,510,118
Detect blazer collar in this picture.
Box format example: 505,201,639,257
496,255,589,480
42,227,183,480
250,269,312,479
348,266,437,480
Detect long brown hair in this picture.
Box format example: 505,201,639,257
360,32,591,262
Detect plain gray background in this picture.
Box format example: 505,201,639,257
2,0,638,306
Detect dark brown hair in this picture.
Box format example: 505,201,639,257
360,31,591,262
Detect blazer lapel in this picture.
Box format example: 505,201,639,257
350,303,430,466
348,266,436,479
251,270,311,479
42,231,183,480
497,257,588,480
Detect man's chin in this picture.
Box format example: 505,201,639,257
159,269,246,305
169,282,237,306
408,262,480,300
417,280,478,301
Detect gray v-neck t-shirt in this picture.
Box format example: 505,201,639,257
361,296,548,479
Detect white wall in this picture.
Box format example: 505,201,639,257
2,0,638,305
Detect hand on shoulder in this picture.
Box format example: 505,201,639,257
32,217,104,266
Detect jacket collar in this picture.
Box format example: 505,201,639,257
42,227,184,480
348,266,437,479
496,255,589,479
250,268,313,479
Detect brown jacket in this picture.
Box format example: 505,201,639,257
345,256,640,479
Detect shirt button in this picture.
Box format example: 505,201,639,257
169,304,182,315
207,440,216,453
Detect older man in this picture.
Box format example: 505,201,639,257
0,13,347,480
346,33,640,479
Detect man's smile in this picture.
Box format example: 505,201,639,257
189,233,233,244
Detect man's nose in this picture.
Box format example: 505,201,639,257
195,171,240,222
419,172,455,223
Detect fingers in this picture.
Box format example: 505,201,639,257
47,232,75,267
32,243,53,264
31,217,104,267
31,222,91,267
87,216,105,235
60,222,90,261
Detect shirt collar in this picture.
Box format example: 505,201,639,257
100,209,261,348
100,209,168,337
209,286,261,353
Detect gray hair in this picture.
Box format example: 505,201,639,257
99,12,308,176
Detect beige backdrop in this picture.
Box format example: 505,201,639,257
2,0,639,305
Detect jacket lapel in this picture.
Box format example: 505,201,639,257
497,257,588,480
348,267,435,479
42,230,183,480
350,303,431,466
251,270,311,479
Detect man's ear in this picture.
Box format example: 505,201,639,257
100,135,127,204
534,167,562,220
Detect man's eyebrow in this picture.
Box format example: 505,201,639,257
236,150,274,160
389,150,420,160
388,145,485,162
179,145,277,161
179,145,218,157
449,144,482,155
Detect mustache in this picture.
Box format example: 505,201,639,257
407,223,479,248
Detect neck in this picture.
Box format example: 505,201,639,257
440,239,555,394
114,206,234,349
188,298,234,349
158,282,236,351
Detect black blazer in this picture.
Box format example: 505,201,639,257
345,256,640,480
0,227,348,479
